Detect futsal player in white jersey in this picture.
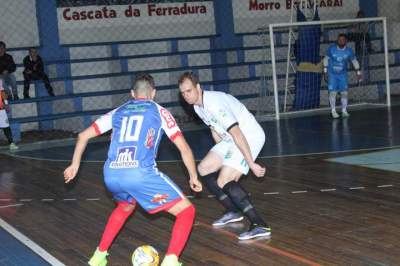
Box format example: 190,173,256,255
178,72,270,240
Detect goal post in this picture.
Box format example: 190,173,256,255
265,17,391,120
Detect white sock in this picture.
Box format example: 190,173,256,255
341,91,348,112
329,92,337,111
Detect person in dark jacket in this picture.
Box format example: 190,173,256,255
23,48,55,98
0,42,19,100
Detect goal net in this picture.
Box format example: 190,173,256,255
257,13,390,119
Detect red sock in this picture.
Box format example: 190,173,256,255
98,201,135,252
166,205,195,257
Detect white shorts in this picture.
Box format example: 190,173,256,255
211,132,265,175
0,110,9,128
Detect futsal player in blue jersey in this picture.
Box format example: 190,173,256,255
64,74,202,266
324,33,362,118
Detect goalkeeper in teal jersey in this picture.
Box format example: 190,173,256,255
324,33,362,118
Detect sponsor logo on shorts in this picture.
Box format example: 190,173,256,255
151,193,169,204
110,146,139,168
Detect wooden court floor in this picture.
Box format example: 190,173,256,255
0,150,399,265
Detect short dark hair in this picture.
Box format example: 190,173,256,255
338,33,347,40
178,72,199,87
133,73,155,92
0,42,6,49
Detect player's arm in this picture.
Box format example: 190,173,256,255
348,48,362,81
64,109,114,183
173,135,202,192
159,105,202,191
323,48,331,79
210,128,222,143
64,126,98,183
228,125,266,177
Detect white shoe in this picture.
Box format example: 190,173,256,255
342,110,350,117
331,110,339,119
9,143,19,151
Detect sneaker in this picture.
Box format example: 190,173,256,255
331,109,339,119
13,95,19,101
48,91,55,97
161,255,182,266
88,248,108,266
238,224,271,240
342,110,350,117
24,94,30,99
9,143,18,151
212,212,244,227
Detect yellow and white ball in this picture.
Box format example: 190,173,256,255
131,245,159,266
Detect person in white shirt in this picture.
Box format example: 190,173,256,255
178,72,270,240
0,79,18,150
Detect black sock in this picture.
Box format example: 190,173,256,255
223,181,267,227
3,127,13,144
200,174,239,213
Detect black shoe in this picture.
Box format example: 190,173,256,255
24,94,30,99
48,91,55,97
13,95,19,101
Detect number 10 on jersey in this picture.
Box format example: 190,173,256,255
119,115,144,143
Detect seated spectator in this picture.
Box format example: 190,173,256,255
0,41,19,100
23,48,55,99
0,79,18,150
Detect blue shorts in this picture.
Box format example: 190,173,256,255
328,73,348,92
104,166,185,213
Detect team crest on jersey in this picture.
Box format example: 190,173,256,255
145,128,155,148
160,108,176,129
110,146,139,168
151,193,169,204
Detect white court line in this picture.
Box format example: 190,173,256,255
291,191,308,194
0,199,12,202
63,198,77,201
41,199,54,202
5,144,400,163
207,195,216,198
19,199,33,202
186,195,194,199
320,188,337,192
264,192,280,195
0,203,24,209
377,184,394,188
86,198,101,201
0,218,65,266
349,187,365,190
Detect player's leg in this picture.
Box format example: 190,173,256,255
138,170,193,266
198,144,241,226
161,199,195,266
339,74,349,117
328,74,339,118
89,173,136,266
217,166,271,240
88,200,136,266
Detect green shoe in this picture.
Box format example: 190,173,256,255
88,248,108,266
161,255,182,266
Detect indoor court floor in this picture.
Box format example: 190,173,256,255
0,105,399,265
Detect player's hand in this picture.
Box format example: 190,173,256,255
250,162,266,177
64,164,79,183
189,178,202,192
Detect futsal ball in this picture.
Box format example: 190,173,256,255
131,245,159,266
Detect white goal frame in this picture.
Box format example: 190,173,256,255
268,17,391,120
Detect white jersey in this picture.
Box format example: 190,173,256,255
194,91,264,142
0,80,9,128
